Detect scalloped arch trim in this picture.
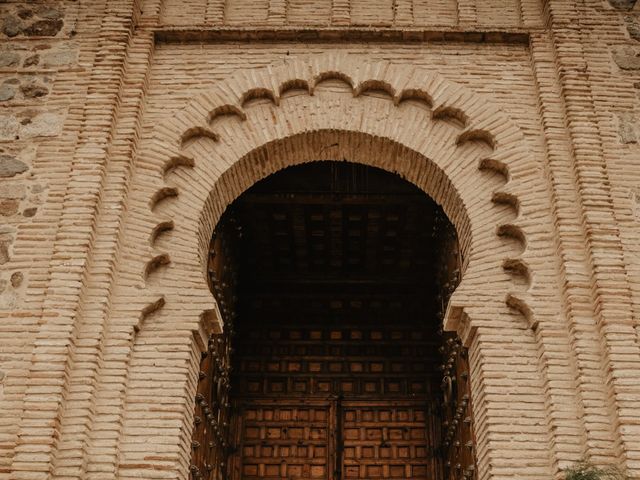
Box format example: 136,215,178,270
103,52,568,480
136,53,541,347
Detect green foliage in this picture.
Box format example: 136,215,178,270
564,461,629,480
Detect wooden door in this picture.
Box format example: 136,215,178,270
228,398,444,480
341,401,441,480
194,328,478,480
227,320,445,480
441,336,477,480
229,401,334,480
194,162,477,480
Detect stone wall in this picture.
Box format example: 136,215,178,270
0,1,74,309
0,5,82,475
1,0,640,479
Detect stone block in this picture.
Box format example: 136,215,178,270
2,15,21,38
10,272,23,288
625,15,640,41
0,184,26,200
36,6,64,20
0,115,19,141
0,51,20,67
0,3,65,38
20,111,64,138
42,48,77,68
0,83,16,102
613,47,640,70
0,242,10,265
20,81,49,99
0,199,20,216
22,19,64,37
22,206,37,218
0,154,28,177
617,113,638,143
609,0,637,9
23,54,39,67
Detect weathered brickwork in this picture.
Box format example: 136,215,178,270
1,0,640,479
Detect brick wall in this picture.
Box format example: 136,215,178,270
1,0,639,479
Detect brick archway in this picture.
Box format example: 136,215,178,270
110,54,566,480
142,56,538,340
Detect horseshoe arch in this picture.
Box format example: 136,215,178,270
116,53,564,480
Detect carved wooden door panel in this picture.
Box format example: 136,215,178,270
341,401,441,480
441,337,477,480
226,320,448,480
189,215,238,480
191,335,233,480
229,401,334,480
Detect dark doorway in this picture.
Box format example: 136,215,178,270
190,162,476,480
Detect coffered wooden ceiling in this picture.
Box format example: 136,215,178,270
224,161,454,323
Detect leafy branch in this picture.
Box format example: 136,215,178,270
565,461,630,480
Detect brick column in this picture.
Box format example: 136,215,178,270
76,32,156,480
529,31,610,468
543,0,640,471
465,319,556,480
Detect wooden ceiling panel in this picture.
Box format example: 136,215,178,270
213,161,457,326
